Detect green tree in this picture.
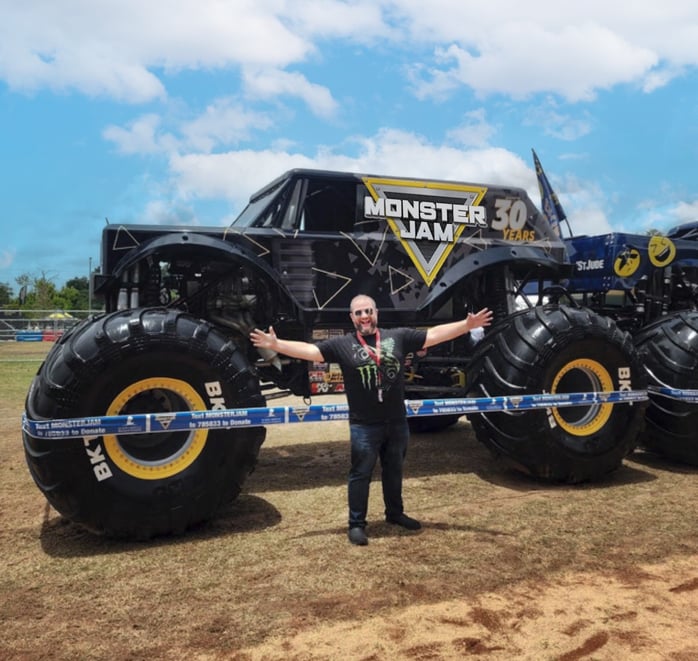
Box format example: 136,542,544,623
53,286,79,311
32,276,57,310
59,277,90,310
13,272,93,311
15,273,58,311
0,282,12,307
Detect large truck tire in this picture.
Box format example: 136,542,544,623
634,310,698,465
23,308,266,539
466,305,646,483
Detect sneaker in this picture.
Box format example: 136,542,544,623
386,513,421,530
348,527,368,545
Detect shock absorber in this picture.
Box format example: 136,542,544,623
485,268,513,320
141,257,162,307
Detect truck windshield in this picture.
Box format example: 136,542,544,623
230,179,292,228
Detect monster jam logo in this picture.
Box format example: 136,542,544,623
363,177,488,286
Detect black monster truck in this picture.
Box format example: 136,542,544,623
23,169,648,538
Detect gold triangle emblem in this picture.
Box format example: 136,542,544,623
363,178,488,286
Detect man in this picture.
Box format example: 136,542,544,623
250,295,492,546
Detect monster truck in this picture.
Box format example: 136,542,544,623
530,148,698,466
562,225,698,465
23,168,648,538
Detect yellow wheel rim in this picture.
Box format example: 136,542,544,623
550,358,614,436
103,377,208,480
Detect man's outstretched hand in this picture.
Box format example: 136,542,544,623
250,326,277,350
466,307,493,331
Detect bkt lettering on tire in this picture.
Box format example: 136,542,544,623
23,308,265,539
466,305,647,483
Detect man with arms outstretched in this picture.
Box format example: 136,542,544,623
250,295,492,545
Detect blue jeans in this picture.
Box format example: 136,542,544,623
348,419,409,528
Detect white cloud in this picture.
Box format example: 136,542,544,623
179,98,273,152
392,1,698,99
410,23,657,102
2,1,698,106
141,199,198,226
328,129,534,188
242,68,338,118
168,128,536,211
0,1,312,103
103,114,166,155
630,190,698,234
565,205,614,237
557,176,614,236
525,100,593,141
0,249,15,270
642,65,685,93
671,200,698,225
103,100,273,155
287,0,393,42
169,149,317,209
446,109,496,148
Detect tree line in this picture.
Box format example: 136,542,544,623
0,274,93,311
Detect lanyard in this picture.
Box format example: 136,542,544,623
356,329,383,402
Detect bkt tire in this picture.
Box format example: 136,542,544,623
634,310,698,465
23,308,266,539
467,305,646,483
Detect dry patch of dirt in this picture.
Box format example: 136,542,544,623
234,555,698,660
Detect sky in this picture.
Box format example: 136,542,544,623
2,0,698,290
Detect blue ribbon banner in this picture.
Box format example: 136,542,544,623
22,389,652,440
647,385,698,403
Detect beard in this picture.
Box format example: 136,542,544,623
353,318,377,336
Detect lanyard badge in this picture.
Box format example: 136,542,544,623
356,329,383,402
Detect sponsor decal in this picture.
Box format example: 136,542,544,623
409,402,423,416
618,366,631,391
363,177,488,286
204,381,227,410
83,436,113,482
576,258,605,272
292,406,309,422
154,414,175,430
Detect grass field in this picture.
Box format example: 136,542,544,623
2,340,698,660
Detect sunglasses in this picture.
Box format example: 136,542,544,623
352,307,374,317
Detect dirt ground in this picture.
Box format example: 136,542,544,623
242,558,698,660
3,342,698,660
221,427,698,661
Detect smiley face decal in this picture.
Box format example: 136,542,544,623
648,236,676,268
614,247,641,277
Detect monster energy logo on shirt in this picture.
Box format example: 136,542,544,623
357,364,379,390
355,336,399,392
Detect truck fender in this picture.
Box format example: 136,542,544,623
98,232,299,311
421,244,571,310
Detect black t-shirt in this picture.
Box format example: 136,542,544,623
317,327,427,424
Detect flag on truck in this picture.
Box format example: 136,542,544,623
532,149,568,238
